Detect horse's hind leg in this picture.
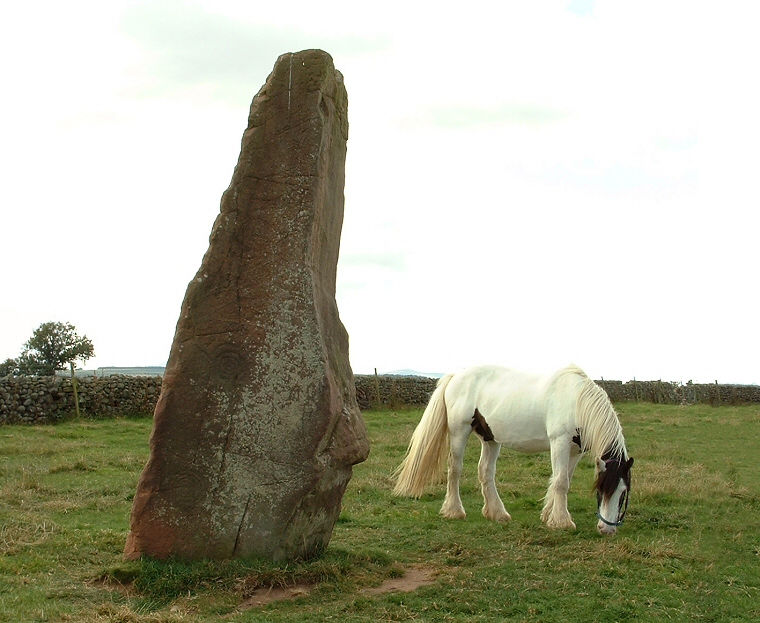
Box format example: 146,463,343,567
440,427,469,519
479,440,511,522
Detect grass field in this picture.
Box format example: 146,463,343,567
1,403,759,622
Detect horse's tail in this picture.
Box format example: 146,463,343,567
393,373,454,498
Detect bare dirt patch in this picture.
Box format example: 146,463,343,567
239,566,436,609
359,566,436,596
240,583,313,608
89,577,136,598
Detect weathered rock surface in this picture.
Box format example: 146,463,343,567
124,49,369,561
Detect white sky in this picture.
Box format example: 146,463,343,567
1,1,758,384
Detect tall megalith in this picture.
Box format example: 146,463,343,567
124,50,369,562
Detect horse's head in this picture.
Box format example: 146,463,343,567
594,455,634,535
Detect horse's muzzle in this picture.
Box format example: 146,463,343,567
597,520,617,536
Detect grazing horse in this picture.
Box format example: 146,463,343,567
393,364,633,535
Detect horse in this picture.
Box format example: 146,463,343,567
393,364,633,535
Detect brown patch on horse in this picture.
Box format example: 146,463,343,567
594,455,634,499
471,408,495,442
572,429,582,450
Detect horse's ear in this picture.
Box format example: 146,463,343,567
626,457,634,471
596,457,607,473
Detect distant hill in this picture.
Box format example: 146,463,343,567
68,366,443,379
97,366,165,377
63,366,166,378
381,369,445,378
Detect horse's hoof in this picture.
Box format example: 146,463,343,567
546,517,576,530
440,508,467,520
483,508,511,522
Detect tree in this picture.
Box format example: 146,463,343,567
0,358,19,377
17,322,95,376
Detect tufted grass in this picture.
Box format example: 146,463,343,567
1,403,759,621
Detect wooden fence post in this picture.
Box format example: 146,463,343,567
374,368,382,408
70,362,81,418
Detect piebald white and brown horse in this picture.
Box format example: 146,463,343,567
393,364,633,535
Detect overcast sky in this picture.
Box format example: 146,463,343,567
1,1,758,384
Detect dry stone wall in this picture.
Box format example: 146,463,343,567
596,379,760,406
355,376,760,409
0,375,162,424
2,374,759,425
354,374,439,410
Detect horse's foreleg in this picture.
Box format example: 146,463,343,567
440,428,468,519
478,441,511,522
567,451,583,486
541,439,576,530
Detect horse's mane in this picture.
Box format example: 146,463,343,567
559,365,628,460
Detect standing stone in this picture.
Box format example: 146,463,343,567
124,50,369,562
